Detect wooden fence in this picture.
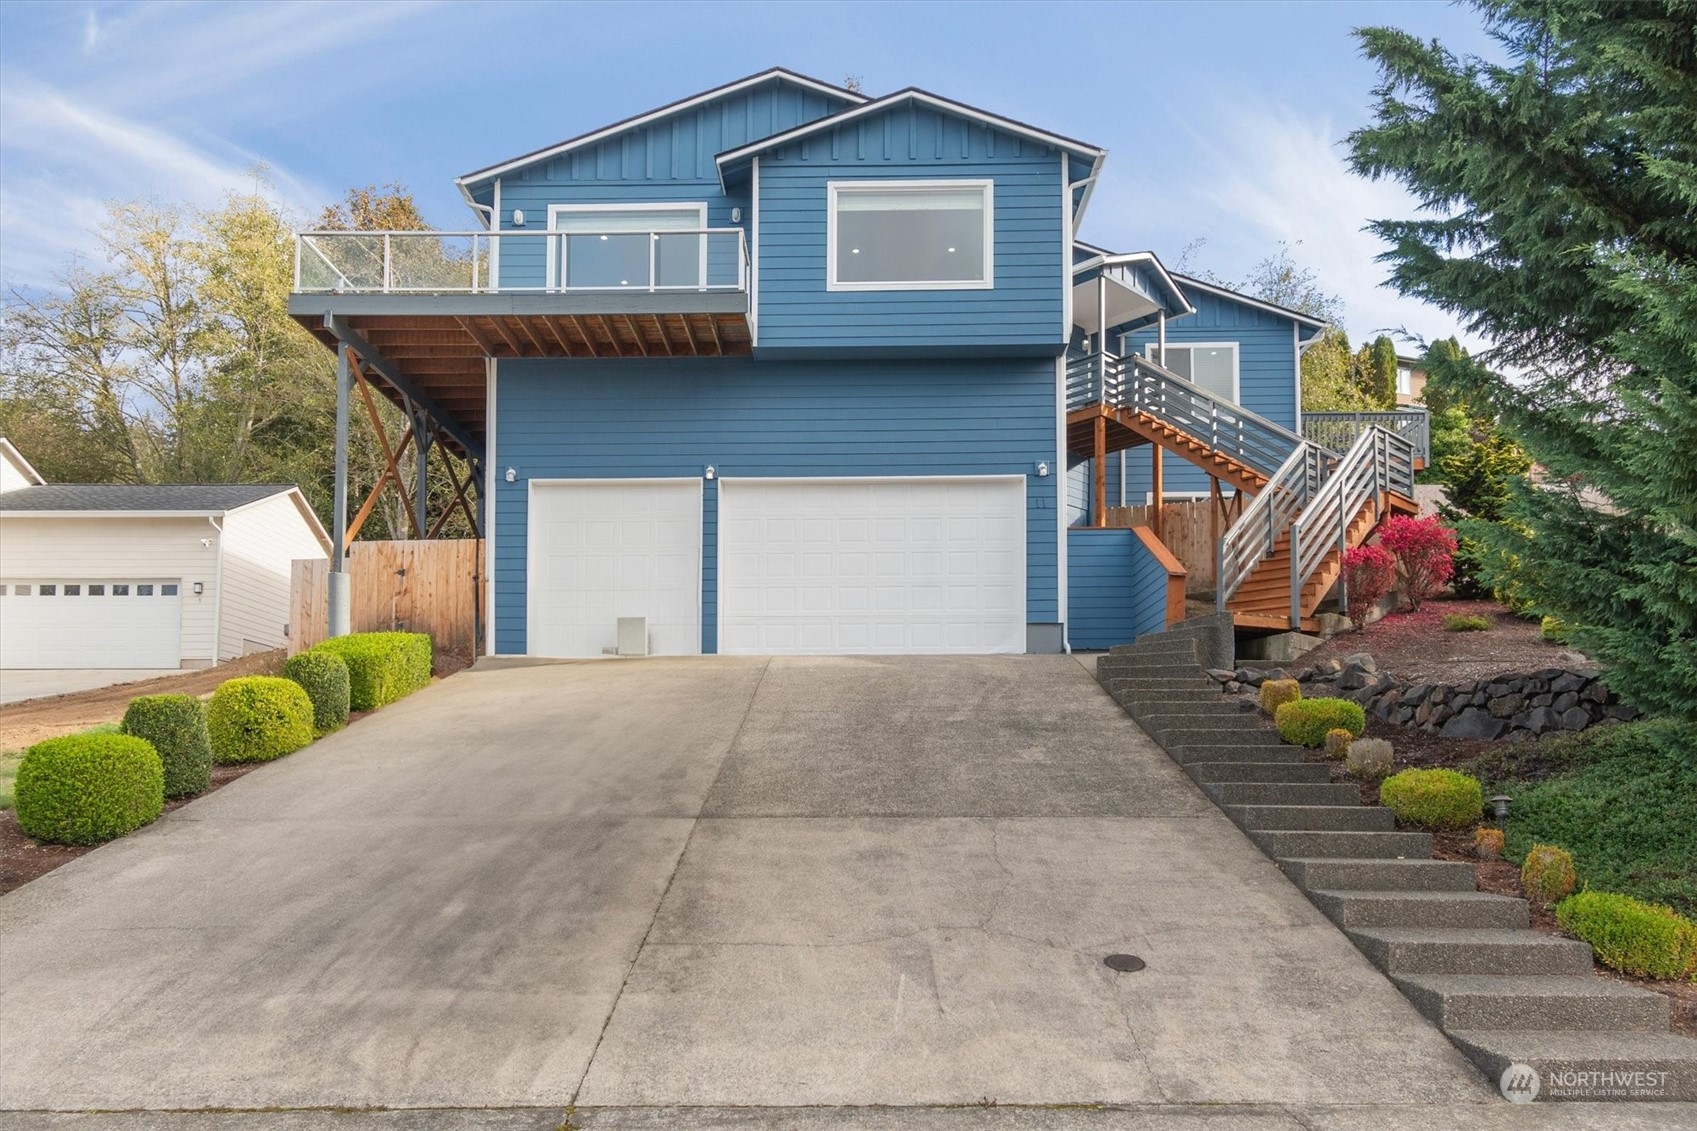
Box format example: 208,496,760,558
1102,499,1233,595
290,539,483,658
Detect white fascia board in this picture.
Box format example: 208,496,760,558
1071,252,1195,320
457,69,868,188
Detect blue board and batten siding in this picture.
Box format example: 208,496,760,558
492,356,1060,654
755,107,1066,353
1066,528,1170,648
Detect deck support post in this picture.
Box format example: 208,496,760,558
1092,415,1107,527
414,412,433,539
1210,475,1221,566
329,345,352,638
1151,442,1165,539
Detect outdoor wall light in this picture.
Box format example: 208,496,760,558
730,207,743,223
1491,794,1513,824
511,209,526,227
192,582,204,595
505,467,517,483
704,465,716,480
1035,461,1050,477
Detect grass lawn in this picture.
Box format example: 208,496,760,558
0,722,122,812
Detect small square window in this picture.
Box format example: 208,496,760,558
161,583,179,596
113,583,130,596
64,584,81,596
15,584,30,596
137,583,155,596
39,584,56,596
89,584,105,596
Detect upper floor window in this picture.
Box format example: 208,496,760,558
827,181,992,291
1147,343,1239,403
548,204,706,290
1397,365,1414,396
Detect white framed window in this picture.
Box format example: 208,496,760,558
547,202,707,291
826,180,993,291
1397,365,1414,396
1146,342,1240,403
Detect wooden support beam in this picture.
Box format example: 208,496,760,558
453,316,499,357
487,317,526,357
678,313,700,356
514,317,549,356
559,316,599,358
620,315,649,357
1151,442,1165,539
348,358,423,544
593,314,625,358
539,316,575,357
706,314,724,353
1093,415,1107,528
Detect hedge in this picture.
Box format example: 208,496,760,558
15,734,164,845
1274,698,1366,747
1556,890,1697,981
1259,679,1301,713
120,694,212,798
312,632,432,711
1523,843,1579,907
207,677,316,764
1380,768,1484,830
284,650,351,734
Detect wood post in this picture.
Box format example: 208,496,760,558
1151,442,1165,539
1093,415,1107,527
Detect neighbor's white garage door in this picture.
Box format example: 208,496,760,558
528,479,702,657
718,477,1026,655
0,580,182,668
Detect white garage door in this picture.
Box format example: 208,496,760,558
0,580,182,668
718,477,1026,655
528,479,702,657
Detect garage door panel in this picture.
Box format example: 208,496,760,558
1,582,181,669
718,478,1025,656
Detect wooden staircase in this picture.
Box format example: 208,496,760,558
1066,404,1274,495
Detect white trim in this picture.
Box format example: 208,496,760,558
1073,152,1105,231
208,515,224,663
484,357,497,656
545,201,709,292
491,179,502,288
459,68,868,186
524,476,704,659
0,438,45,486
715,88,1105,177
825,179,993,292
1145,340,1239,404
749,156,760,345
1170,272,1329,330
1293,323,1303,433
1069,249,1195,319
1055,355,1069,653
223,488,333,556
0,505,288,520
1060,154,1073,343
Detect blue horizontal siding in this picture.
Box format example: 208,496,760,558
1067,528,1169,649
492,356,1060,654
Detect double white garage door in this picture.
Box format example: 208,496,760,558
528,477,1026,657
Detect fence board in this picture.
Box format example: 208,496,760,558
290,539,483,658
1103,500,1222,595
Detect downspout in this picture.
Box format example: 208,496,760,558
207,515,224,664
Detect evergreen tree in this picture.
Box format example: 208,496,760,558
1349,0,1697,717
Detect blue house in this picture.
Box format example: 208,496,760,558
290,69,1418,656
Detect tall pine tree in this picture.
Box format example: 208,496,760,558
1349,0,1697,717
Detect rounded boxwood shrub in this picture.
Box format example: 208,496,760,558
15,734,164,845
1380,768,1484,830
1274,697,1366,747
1322,727,1355,760
120,693,212,798
207,677,316,764
311,632,432,711
1522,843,1579,907
1345,737,1395,780
1258,679,1301,713
1555,890,1697,981
284,649,351,734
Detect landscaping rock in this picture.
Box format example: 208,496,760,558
1207,668,1236,684
1552,691,1580,713
1581,680,1608,704
1400,683,1432,707
1560,706,1592,731
1517,706,1563,735
1340,652,1376,673
1442,707,1508,741
1337,663,1373,691
1551,671,1587,694
1487,694,1524,719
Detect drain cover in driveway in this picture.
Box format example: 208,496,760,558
1103,953,1146,972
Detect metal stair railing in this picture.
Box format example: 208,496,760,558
1066,350,1313,482
1215,441,1332,610
1303,409,1431,467
1287,425,1416,625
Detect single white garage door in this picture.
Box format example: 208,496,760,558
0,580,182,668
718,477,1026,655
528,479,702,657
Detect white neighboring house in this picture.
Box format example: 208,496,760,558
0,442,330,670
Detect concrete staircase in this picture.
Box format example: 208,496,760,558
1096,626,1697,1101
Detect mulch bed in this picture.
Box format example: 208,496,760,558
1295,598,1581,685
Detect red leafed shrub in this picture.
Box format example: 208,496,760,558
1342,544,1397,630
1380,515,1459,611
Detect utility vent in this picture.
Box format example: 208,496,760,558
616,617,649,657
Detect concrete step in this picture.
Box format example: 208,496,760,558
1309,889,1530,929
1445,1030,1697,1101
1393,973,1671,1033
1098,656,1204,677
1142,715,1273,741
1121,692,1235,714
1279,857,1477,892
1109,640,1198,657
1186,761,1331,785
1105,677,1217,695
1160,727,1284,751
1168,744,1305,766
1225,804,1395,832
1348,928,1595,976
1204,782,1363,807
1250,829,1433,859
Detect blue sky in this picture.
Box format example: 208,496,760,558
0,0,1497,348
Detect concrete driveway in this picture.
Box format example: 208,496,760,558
0,668,179,705
11,653,1656,1127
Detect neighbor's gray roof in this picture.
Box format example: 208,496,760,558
0,483,297,513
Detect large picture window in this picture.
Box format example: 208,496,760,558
548,204,706,290
827,181,992,290
1146,343,1239,403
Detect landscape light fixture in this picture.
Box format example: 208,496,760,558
1491,794,1513,825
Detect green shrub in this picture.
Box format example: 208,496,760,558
1274,698,1367,747
1258,679,1301,713
1523,843,1579,906
1540,615,1571,643
1380,768,1485,830
1556,891,1697,981
284,650,351,734
1346,737,1395,780
311,632,432,711
1442,613,1491,632
1322,728,1355,760
14,734,164,845
120,694,212,798
206,677,315,764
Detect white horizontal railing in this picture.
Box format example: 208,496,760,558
293,228,749,296
1303,409,1431,465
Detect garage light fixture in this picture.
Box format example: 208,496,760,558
703,465,716,480
192,582,204,595
505,467,517,482
511,209,525,227
1035,461,1050,477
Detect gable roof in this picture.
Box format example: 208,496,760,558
1170,272,1330,331
0,483,300,514
0,437,44,487
456,67,867,188
1071,248,1194,320
714,87,1106,186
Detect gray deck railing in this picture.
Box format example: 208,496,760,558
1303,409,1431,466
1066,351,1313,482
1215,441,1333,610
1286,426,1416,624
